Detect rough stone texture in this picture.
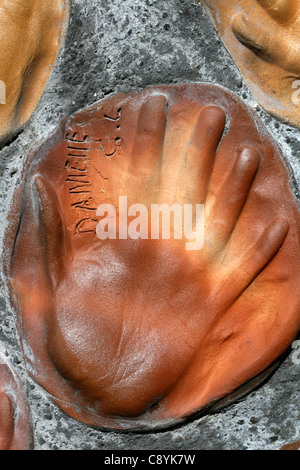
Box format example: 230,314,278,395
0,0,299,450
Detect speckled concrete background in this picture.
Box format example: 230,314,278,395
0,0,299,450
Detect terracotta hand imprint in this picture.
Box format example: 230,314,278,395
201,0,300,128
281,440,300,450
0,0,70,142
6,84,300,431
0,349,32,450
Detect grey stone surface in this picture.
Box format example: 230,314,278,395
0,0,299,450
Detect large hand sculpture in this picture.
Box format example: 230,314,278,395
6,84,300,430
0,0,70,142
201,0,300,129
0,349,32,449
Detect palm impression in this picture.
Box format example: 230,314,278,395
0,348,32,450
201,0,300,129
0,0,70,142
6,84,300,430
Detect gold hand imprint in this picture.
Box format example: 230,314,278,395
232,0,300,74
0,0,70,142
201,0,300,128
